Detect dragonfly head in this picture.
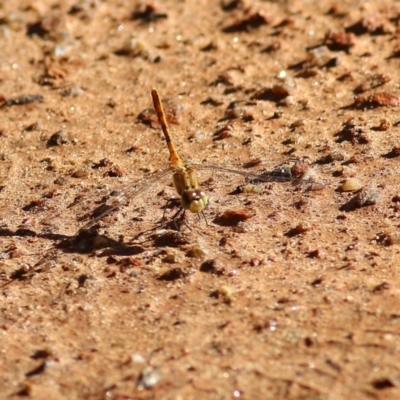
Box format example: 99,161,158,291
181,189,209,213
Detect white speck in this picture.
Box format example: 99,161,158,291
132,353,146,363
277,70,287,79
137,367,161,389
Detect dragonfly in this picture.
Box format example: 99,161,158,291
78,88,318,232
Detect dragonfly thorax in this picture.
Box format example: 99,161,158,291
172,167,208,213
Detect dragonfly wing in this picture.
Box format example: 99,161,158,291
190,161,320,185
78,166,177,232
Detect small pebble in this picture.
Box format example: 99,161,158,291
307,45,331,67
308,249,322,258
118,36,161,62
54,176,68,186
72,169,89,178
213,285,233,304
294,223,312,233
219,208,253,224
377,118,391,131
157,267,193,281
392,194,400,202
60,86,84,97
340,178,363,192
47,130,69,147
52,43,72,57
25,121,42,131
241,184,264,194
107,166,124,177
327,150,346,162
132,353,145,363
272,110,283,118
354,92,400,108
200,259,225,276
282,95,295,106
291,163,309,179
213,123,234,140
354,187,380,207
186,245,207,259
386,233,400,245
387,147,400,158
162,252,179,264
290,119,305,128
324,31,355,51
40,218,53,226
272,78,295,97
137,367,161,390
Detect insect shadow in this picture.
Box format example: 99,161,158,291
0,228,145,287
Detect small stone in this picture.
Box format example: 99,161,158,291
157,267,193,281
291,163,309,179
340,178,363,192
200,259,225,276
308,249,321,258
386,147,400,158
40,218,53,226
213,123,234,140
162,252,179,264
272,78,295,97
186,245,207,259
72,168,89,178
294,223,312,233
131,353,145,363
25,121,42,131
60,86,84,97
392,194,400,202
354,92,400,108
137,367,161,390
386,233,400,245
377,118,391,131
47,130,69,147
241,184,264,194
54,176,68,185
290,119,305,128
354,187,380,207
210,285,233,304
217,208,253,225
327,150,346,162
324,31,355,51
372,282,389,292
107,166,124,177
307,45,331,67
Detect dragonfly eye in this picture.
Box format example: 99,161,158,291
181,190,208,213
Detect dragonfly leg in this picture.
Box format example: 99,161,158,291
161,197,181,226
200,210,209,226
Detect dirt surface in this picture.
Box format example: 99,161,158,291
1,1,400,399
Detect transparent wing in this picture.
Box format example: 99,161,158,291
77,158,322,233
78,166,178,232
189,159,322,186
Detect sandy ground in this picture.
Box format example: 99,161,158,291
1,1,400,399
